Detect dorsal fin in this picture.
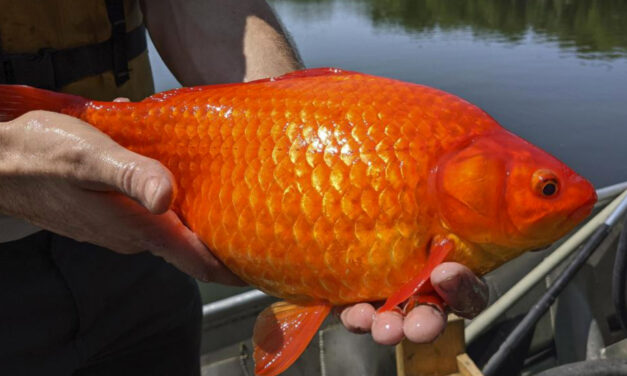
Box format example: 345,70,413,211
253,300,331,376
141,86,206,102
269,67,354,80
141,68,355,103
247,67,356,85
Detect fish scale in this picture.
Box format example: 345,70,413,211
75,69,498,304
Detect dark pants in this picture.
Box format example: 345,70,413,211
0,231,202,376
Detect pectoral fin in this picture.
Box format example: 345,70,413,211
253,301,331,376
379,238,454,312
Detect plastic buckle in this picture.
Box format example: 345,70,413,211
7,48,56,89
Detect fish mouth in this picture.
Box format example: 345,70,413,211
513,191,596,248
567,192,597,224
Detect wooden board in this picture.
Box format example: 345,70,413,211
396,315,483,376
457,354,483,376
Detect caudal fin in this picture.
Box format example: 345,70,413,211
253,301,331,376
0,85,87,121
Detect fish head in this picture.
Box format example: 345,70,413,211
433,130,596,262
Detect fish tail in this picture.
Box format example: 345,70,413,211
253,301,331,376
0,85,88,122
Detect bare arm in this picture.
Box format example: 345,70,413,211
140,0,303,85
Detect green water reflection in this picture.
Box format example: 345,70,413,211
367,0,627,59
279,0,627,59
269,0,627,188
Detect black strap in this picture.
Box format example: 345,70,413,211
0,3,146,90
105,0,130,86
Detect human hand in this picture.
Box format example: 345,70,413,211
0,109,241,285
339,262,488,345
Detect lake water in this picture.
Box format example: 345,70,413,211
272,0,627,188
150,0,627,188
147,0,627,301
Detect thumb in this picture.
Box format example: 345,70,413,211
144,210,245,285
82,143,175,214
431,262,489,319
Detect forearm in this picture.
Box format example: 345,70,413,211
141,0,303,85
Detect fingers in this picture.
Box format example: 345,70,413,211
339,303,405,346
12,111,175,214
103,197,244,285
54,111,175,214
339,303,375,334
136,210,244,285
86,146,176,214
431,262,489,318
369,305,445,345
69,191,243,285
339,303,409,346
372,310,405,345
403,305,446,343
339,263,488,346
3,109,239,284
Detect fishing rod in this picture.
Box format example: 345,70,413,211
612,214,627,332
481,193,627,376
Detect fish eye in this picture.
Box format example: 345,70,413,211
541,180,558,196
532,169,560,198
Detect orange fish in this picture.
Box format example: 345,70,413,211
0,68,596,375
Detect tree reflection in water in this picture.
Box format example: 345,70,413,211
272,0,627,59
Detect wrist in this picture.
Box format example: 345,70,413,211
0,109,23,145
0,119,9,145
0,120,14,169
0,120,16,216
0,113,24,168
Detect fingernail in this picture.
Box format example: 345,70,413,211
454,278,488,318
438,275,460,293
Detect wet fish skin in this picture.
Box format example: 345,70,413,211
0,69,597,376
74,68,595,306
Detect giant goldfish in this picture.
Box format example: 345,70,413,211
0,68,596,375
